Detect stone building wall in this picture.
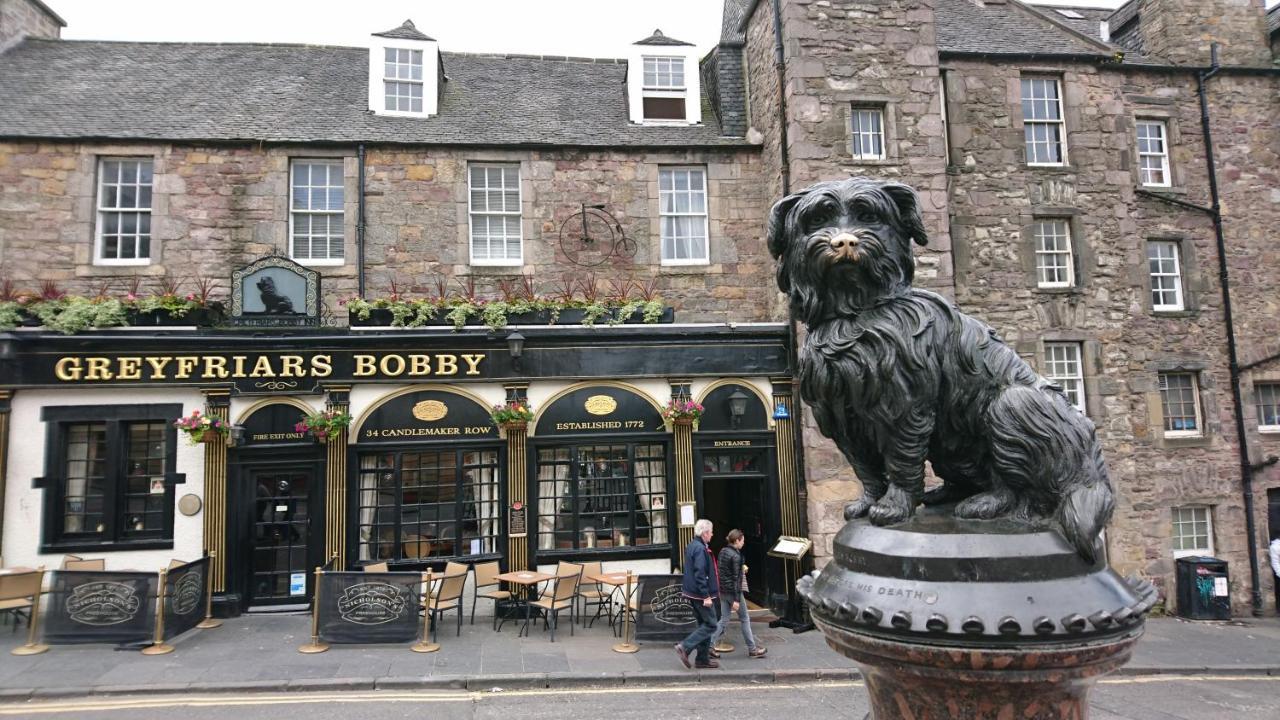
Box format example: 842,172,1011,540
0,0,60,53
0,142,775,323
1139,0,1272,67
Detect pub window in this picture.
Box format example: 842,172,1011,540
659,166,709,264
468,163,523,265
40,406,180,551
95,157,154,265
536,443,668,551
290,159,345,264
356,448,501,563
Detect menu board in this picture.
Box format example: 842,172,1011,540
634,574,699,641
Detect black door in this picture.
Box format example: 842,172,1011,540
697,447,770,605
248,467,316,605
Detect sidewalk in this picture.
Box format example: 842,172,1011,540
0,613,1276,700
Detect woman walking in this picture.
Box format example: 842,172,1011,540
711,529,767,658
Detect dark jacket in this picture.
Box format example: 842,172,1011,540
717,545,744,596
681,537,719,600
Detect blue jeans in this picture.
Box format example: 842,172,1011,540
679,599,720,663
710,592,758,651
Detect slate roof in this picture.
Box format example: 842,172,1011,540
1035,5,1114,44
0,39,746,147
720,0,752,45
633,29,693,46
372,20,435,42
935,0,1113,57
1267,5,1279,36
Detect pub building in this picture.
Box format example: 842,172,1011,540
0,320,802,616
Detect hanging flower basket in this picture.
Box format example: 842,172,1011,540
491,403,534,439
661,398,703,432
174,410,229,446
295,409,353,443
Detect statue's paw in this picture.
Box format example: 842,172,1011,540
921,484,957,506
954,489,1015,520
867,486,915,525
843,497,874,520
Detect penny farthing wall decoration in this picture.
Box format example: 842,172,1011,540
558,204,638,267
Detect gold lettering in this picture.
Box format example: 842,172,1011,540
279,355,304,378
461,353,484,376
379,355,405,377
409,354,432,376
554,421,624,430
232,356,247,377
714,440,752,447
249,356,275,378
174,356,199,379
353,354,377,377
435,354,457,376
55,357,83,381
310,354,332,378
203,356,230,379
116,357,142,381
146,356,172,379
85,357,114,380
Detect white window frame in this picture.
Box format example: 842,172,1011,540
641,55,688,124
289,159,346,266
659,166,710,266
1044,342,1086,414
94,157,154,266
1148,240,1185,312
468,163,523,267
1255,382,1280,433
1136,120,1171,187
1033,219,1074,288
1021,77,1067,166
1171,505,1213,559
850,107,886,160
1159,371,1203,438
383,47,424,114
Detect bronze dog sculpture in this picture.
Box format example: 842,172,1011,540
768,178,1113,561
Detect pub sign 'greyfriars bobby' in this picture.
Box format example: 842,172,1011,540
768,177,1110,561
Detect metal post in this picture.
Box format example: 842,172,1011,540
411,570,440,653
142,567,175,655
197,552,223,629
297,566,329,653
11,567,49,656
611,571,639,653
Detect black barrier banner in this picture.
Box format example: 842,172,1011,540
43,570,157,645
634,574,699,641
163,558,209,641
316,572,421,644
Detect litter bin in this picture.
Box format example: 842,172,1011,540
1174,556,1231,620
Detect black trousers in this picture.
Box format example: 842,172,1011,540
679,598,720,663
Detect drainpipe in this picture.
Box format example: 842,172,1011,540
1197,44,1263,616
357,144,367,297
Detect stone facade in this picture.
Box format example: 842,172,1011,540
741,0,1280,615
0,143,775,323
0,0,60,53
1138,0,1272,67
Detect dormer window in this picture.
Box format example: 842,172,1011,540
368,20,439,118
383,48,423,112
641,56,686,120
627,29,700,126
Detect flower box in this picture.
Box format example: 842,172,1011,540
127,303,225,327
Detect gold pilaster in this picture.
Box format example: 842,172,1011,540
202,389,231,593
0,390,11,550
670,380,696,555
772,380,802,536
504,384,529,571
324,386,351,569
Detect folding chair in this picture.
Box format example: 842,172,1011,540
575,561,610,627
531,563,580,642
424,568,467,642
471,560,510,629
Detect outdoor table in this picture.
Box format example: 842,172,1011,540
0,568,34,576
494,570,553,637
587,572,635,636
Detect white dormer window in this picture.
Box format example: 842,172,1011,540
368,20,439,118
384,48,423,112
627,30,701,126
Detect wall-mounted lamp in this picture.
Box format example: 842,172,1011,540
506,331,526,370
727,388,750,429
226,425,246,447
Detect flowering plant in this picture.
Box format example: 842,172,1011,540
294,409,353,441
490,402,535,425
661,398,704,431
173,409,228,444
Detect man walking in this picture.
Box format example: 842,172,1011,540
675,518,720,669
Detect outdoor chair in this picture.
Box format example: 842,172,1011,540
575,561,610,627
531,562,580,642
62,558,104,571
363,562,390,573
423,567,467,642
0,570,40,633
470,560,510,629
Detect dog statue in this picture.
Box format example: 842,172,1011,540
768,177,1113,561
256,276,295,314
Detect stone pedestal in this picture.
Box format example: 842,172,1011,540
797,506,1158,720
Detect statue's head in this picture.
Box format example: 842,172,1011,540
767,177,927,321
257,276,277,294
